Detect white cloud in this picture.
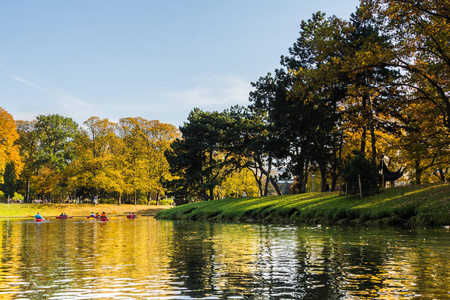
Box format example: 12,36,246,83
170,74,251,109
1,67,253,127
6,74,92,109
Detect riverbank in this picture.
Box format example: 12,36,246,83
155,183,450,226
0,203,171,218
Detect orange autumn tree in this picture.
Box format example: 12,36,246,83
0,107,23,184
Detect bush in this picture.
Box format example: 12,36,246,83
13,192,24,200
160,199,173,205
148,199,173,205
0,191,24,202
342,153,381,197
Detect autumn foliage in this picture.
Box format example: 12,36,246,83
0,107,22,185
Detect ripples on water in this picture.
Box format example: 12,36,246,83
0,217,448,299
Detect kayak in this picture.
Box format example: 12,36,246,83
35,219,45,222
56,216,72,219
126,214,137,219
99,217,109,222
87,216,98,219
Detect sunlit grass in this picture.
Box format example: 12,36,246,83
156,183,450,226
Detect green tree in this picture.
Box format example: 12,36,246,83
166,108,239,201
33,114,79,200
2,162,16,199
248,74,285,195
275,12,344,192
15,120,39,202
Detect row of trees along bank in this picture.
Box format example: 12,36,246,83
0,111,180,204
165,1,450,202
2,1,449,203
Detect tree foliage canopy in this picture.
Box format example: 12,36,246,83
8,1,450,202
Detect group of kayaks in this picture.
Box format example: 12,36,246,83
87,213,109,221
34,212,138,222
56,215,73,219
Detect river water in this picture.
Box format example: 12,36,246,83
0,217,448,299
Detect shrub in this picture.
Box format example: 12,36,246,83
13,192,24,200
160,199,173,205
342,153,381,197
0,191,24,202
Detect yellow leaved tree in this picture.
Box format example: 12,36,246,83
0,107,23,184
71,117,124,203
118,117,179,204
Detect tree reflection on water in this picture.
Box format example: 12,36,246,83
0,218,448,299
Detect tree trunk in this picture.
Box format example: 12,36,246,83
415,159,422,185
147,192,152,205
209,150,214,200
360,126,366,154
368,95,377,164
319,161,327,192
437,168,447,182
263,157,272,196
269,176,282,195
248,159,264,196
258,163,282,196
251,167,263,197
209,187,214,200
26,179,30,203
330,132,343,191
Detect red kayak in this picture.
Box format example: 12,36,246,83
56,216,72,219
99,217,109,222
126,214,137,219
35,219,45,222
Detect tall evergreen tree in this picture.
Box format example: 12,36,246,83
166,108,238,201
2,162,16,199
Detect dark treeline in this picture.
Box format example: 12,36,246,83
165,1,450,201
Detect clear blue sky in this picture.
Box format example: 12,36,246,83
1,0,360,127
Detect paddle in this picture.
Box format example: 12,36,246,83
28,215,48,220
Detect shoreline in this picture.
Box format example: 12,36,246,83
155,183,450,226
0,203,171,219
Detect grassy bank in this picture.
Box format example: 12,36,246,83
155,183,450,226
0,203,171,219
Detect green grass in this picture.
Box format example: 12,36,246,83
155,183,450,226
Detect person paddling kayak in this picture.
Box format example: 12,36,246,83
99,212,108,221
35,212,46,221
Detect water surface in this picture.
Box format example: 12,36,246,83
0,217,448,299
